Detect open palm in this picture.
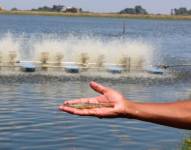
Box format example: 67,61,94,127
59,81,129,118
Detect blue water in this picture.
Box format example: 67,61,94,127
0,14,190,150
0,15,190,64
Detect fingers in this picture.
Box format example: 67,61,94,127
89,81,109,94
59,105,99,116
59,105,113,117
63,97,98,105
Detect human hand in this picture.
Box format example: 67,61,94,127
59,82,191,129
59,81,132,118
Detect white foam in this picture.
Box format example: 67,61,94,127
0,33,155,68
0,32,21,62
33,35,155,67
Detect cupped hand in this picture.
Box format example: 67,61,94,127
59,81,131,118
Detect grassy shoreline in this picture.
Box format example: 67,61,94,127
0,10,191,20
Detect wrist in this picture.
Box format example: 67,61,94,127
123,100,140,119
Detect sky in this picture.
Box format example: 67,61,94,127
0,0,191,14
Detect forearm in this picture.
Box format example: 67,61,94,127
126,100,191,129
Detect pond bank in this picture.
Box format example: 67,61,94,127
0,10,191,20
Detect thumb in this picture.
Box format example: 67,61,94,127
89,81,108,94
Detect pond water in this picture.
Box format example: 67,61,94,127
0,15,190,149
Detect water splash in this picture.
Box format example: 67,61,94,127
0,33,21,63
0,33,155,69
33,35,155,68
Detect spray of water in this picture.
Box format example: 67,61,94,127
33,35,154,68
0,33,155,69
0,33,21,64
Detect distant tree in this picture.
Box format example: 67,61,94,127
174,7,191,15
39,6,52,11
135,5,147,14
65,7,82,13
31,6,53,12
11,8,18,11
52,5,64,12
31,5,83,13
120,5,148,14
120,8,136,14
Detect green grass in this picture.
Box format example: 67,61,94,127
182,137,191,150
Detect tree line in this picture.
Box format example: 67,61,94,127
31,5,82,13
6,5,191,16
171,7,191,15
119,5,147,15
120,6,191,15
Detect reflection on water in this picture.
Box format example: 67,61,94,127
0,81,190,150
0,15,190,149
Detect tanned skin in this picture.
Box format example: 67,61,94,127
59,81,191,130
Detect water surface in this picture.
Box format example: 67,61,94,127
0,15,190,150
